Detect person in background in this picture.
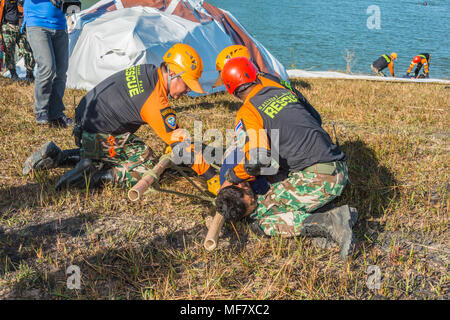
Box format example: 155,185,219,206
22,0,73,127
405,53,430,79
370,52,397,77
0,0,35,82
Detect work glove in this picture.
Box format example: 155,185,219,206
206,174,220,196
164,145,172,155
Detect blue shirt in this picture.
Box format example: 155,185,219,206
220,147,270,195
23,0,67,30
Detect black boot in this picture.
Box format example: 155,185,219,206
55,159,114,190
25,70,34,83
300,205,357,260
23,142,80,175
248,219,269,237
58,148,81,168
55,158,94,190
9,69,19,81
89,167,115,187
311,206,358,249
23,141,63,175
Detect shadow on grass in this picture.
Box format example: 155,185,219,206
339,138,399,248
0,139,398,298
0,215,97,274
0,214,100,298
290,79,312,89
218,138,399,255
177,99,242,113
1,222,211,299
0,181,56,216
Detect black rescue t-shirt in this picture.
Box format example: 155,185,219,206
75,63,216,179
230,81,345,182
76,64,160,135
372,54,390,71
3,0,20,25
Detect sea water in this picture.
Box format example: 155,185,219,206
80,0,449,79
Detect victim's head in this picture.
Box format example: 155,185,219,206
215,181,258,222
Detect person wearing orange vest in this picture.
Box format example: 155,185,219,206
23,44,221,195
405,53,430,79
214,57,357,260
214,45,322,125
0,0,34,81
371,53,397,77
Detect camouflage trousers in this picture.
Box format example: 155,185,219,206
1,23,35,72
80,132,155,188
250,161,348,237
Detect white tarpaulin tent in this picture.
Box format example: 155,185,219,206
67,0,289,93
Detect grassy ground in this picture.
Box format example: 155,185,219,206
0,76,448,300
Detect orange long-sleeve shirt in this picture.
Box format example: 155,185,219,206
388,60,395,77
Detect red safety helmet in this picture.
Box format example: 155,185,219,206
221,57,258,95
413,56,421,64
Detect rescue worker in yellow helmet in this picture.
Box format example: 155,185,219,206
405,53,430,79
164,43,205,95
371,52,397,77
213,45,252,87
23,43,221,195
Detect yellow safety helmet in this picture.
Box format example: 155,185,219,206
213,45,251,87
163,43,205,94
390,52,398,60
216,45,251,71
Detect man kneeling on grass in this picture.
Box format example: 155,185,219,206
22,44,220,194
215,57,358,260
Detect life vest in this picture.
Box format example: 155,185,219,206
382,54,391,64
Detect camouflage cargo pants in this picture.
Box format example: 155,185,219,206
1,23,35,72
80,132,155,188
250,161,349,237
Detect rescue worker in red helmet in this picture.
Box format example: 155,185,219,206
405,53,430,79
215,57,357,260
214,45,322,125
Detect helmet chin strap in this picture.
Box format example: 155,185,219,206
167,67,173,99
167,66,185,99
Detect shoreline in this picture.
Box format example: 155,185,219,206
287,69,450,84
3,61,450,86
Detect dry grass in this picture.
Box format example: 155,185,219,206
0,76,448,300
